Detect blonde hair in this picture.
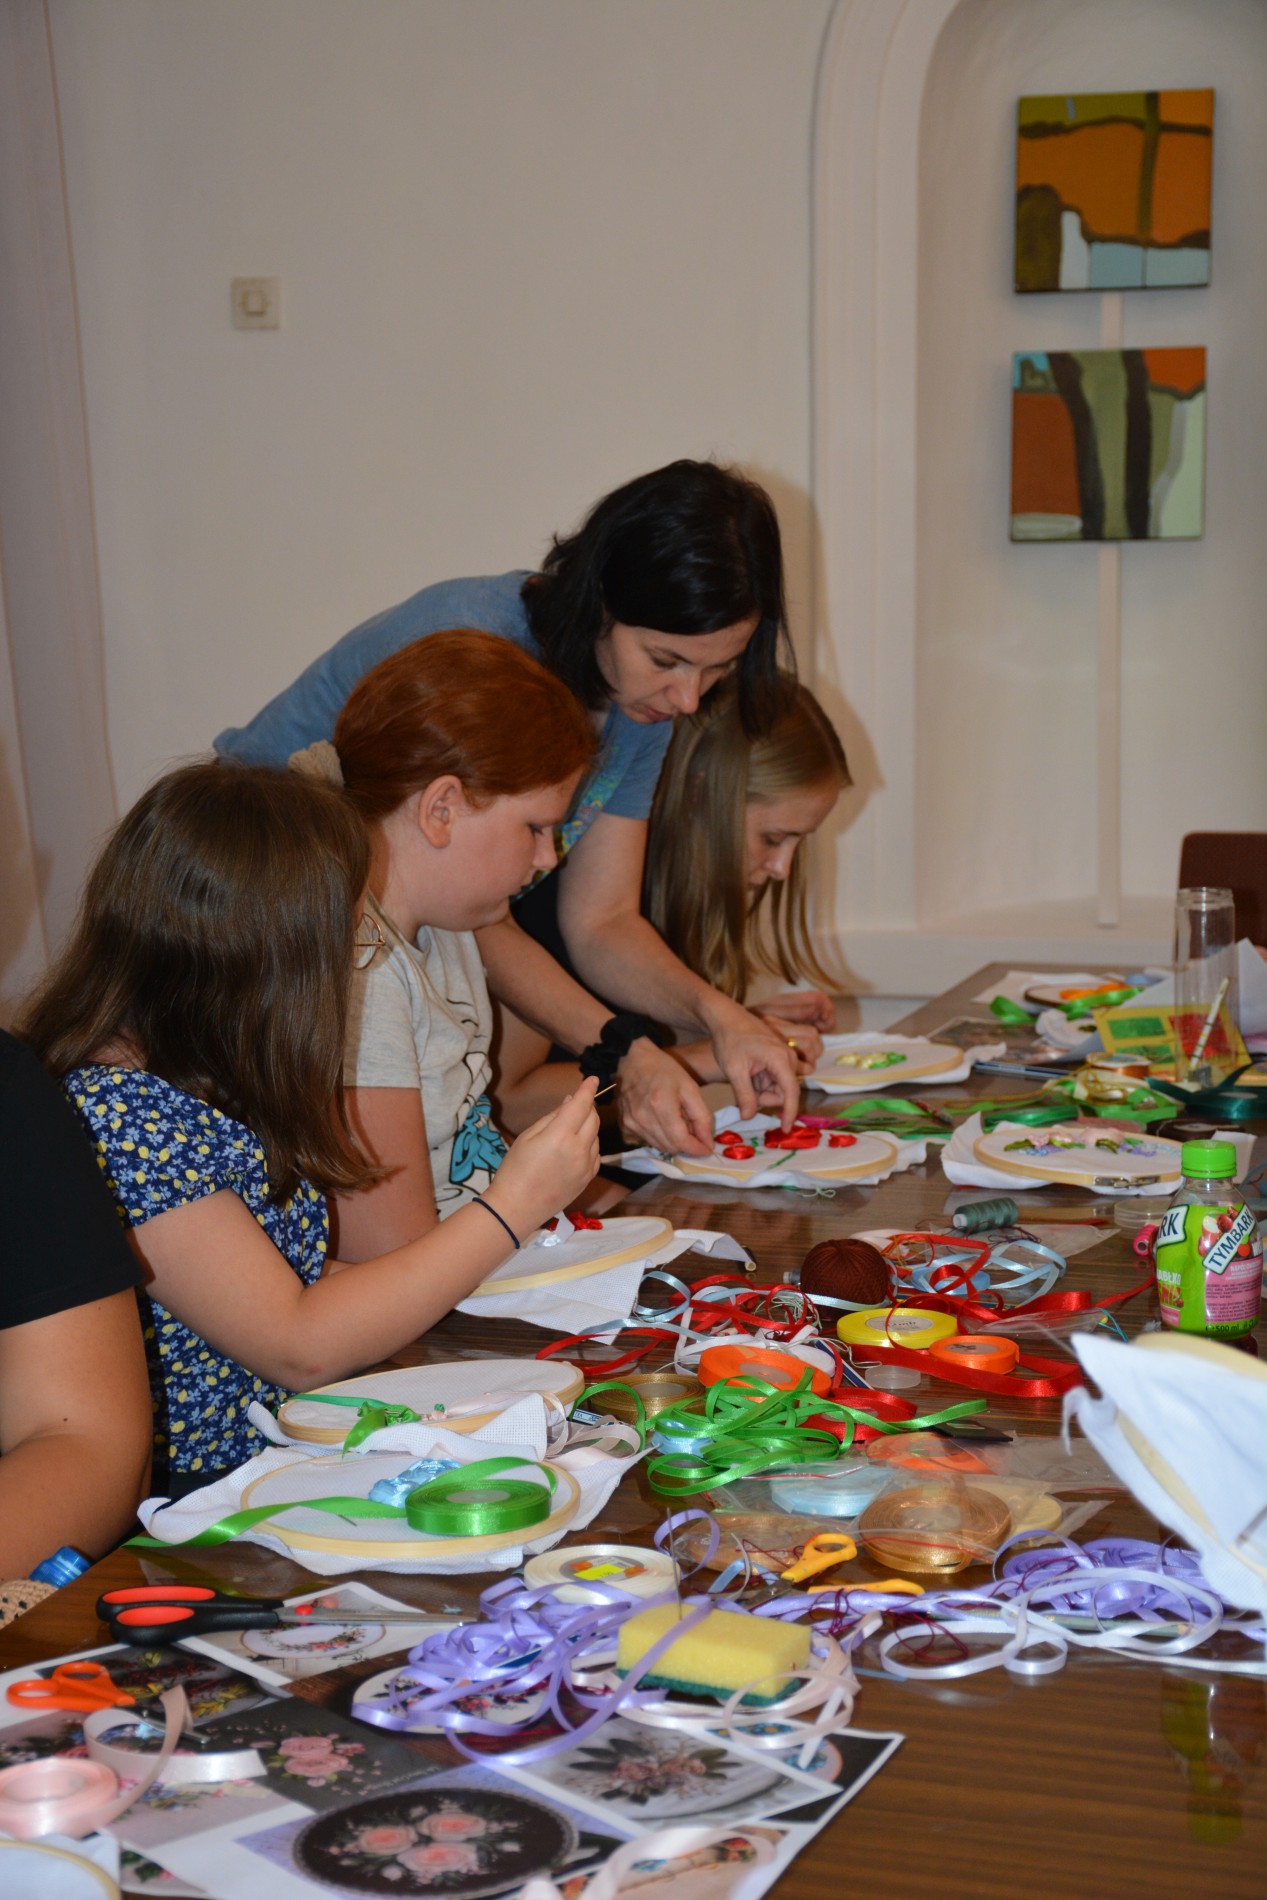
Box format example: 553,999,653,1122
644,679,849,1000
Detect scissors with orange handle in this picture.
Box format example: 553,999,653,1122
6,1660,135,1714
779,1532,926,1599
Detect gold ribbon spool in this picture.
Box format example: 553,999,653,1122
596,1373,702,1424
858,1480,1012,1575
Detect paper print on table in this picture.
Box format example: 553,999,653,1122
119,1846,209,1897
553,1827,784,1900
351,1661,550,1739
1011,347,1206,542
500,1716,837,1830
199,1695,433,1813
235,1768,623,1899
749,1727,904,1826
26,1644,273,1725
112,1771,291,1855
0,1707,87,1768
1015,90,1213,291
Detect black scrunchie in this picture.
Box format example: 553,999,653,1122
578,1013,669,1087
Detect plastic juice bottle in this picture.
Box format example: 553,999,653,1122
1153,1140,1263,1339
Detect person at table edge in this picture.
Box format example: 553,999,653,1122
214,459,800,1155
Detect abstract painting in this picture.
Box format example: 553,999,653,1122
1015,91,1213,292
1010,347,1205,541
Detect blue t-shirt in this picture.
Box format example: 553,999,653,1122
214,572,672,860
64,1065,327,1483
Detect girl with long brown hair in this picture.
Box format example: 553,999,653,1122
22,756,599,1495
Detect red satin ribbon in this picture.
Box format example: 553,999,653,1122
845,1335,1082,1397
535,1326,677,1372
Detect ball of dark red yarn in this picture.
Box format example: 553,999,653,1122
801,1237,889,1307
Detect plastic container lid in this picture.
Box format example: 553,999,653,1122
28,1546,90,1588
1179,1139,1237,1180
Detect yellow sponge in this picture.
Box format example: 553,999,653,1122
615,1603,810,1705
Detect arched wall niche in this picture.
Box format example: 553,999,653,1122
810,0,1267,1002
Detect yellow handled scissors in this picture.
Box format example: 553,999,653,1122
780,1532,925,1597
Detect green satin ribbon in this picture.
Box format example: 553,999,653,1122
989,997,1034,1024
573,1381,648,1448
129,1455,554,1550
645,1370,985,1496
289,1391,427,1451
1053,986,1139,1019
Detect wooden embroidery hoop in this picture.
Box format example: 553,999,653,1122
808,1038,962,1091
239,1453,581,1564
675,1131,900,1186
972,1124,1181,1190
464,1216,674,1298
276,1360,586,1447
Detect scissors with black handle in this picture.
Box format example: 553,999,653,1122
96,1583,448,1647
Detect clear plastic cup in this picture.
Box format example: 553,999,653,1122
1173,887,1238,1085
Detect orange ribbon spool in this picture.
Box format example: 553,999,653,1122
929,1334,1020,1374
697,1342,831,1397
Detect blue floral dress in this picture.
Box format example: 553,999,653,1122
64,1066,327,1483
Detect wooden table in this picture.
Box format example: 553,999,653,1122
4,964,1265,1898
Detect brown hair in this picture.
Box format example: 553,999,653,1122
644,678,849,999
334,629,597,823
22,761,372,1201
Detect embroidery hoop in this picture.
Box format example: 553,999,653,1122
239,1451,581,1563
276,1360,586,1446
807,1036,963,1092
675,1130,900,1186
972,1122,1182,1190
465,1215,673,1297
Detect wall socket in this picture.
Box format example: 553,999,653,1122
231,277,281,330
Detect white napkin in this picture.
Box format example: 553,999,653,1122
942,1113,1177,1197
137,1408,631,1575
1130,941,1267,1042
453,1223,753,1334
1066,1332,1267,1618
810,1030,1004,1094
1034,1006,1102,1054
621,1108,926,1189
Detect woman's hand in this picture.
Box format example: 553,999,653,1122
757,1014,823,1072
703,998,801,1128
614,1039,716,1157
485,1075,602,1233
759,989,837,1032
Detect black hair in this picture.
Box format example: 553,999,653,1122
521,459,792,735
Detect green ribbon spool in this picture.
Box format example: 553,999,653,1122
130,1454,554,1550
289,1390,427,1451
644,1370,985,1497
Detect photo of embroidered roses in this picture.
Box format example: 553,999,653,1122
505,1717,808,1825
199,1696,432,1814
294,1782,575,1896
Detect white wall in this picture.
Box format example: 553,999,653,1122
917,0,1267,921
49,0,833,809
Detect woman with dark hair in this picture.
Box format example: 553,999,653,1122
22,762,599,1495
215,460,800,1157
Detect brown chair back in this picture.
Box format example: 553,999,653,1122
1177,833,1267,944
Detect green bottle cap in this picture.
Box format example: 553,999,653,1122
1180,1139,1237,1179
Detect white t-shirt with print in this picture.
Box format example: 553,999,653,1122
343,899,506,1216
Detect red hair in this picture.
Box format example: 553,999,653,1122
334,629,596,822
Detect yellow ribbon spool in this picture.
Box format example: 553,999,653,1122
836,1306,958,1351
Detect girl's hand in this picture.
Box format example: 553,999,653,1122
485,1075,601,1234
760,989,837,1032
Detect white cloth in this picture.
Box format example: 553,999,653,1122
345,893,502,1214
620,1108,926,1190
137,1405,631,1576
809,1030,1004,1094
942,1113,1175,1197
1066,1332,1267,1619
453,1221,753,1335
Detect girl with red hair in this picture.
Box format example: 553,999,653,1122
299,628,600,1258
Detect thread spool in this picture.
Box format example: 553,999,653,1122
524,1544,677,1602
800,1238,890,1308
950,1198,1019,1234
930,1335,1020,1374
